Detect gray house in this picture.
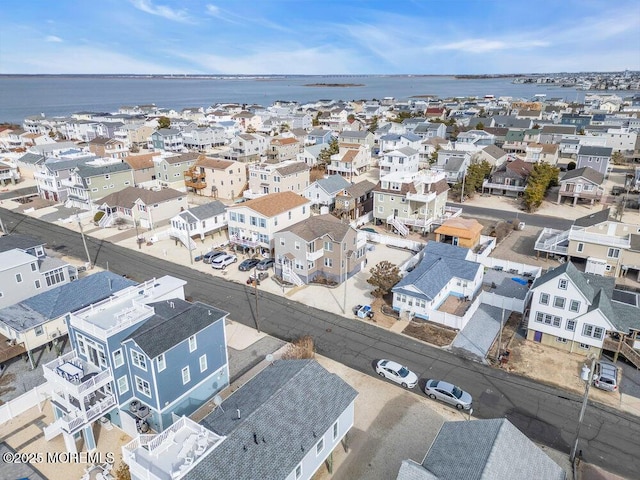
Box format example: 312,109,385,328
303,174,351,209
576,146,612,176
557,166,605,205
397,418,566,480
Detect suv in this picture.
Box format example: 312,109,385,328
211,254,237,269
593,361,619,392
203,250,225,264
256,258,275,271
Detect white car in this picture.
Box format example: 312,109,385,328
375,359,418,388
424,379,473,410
211,254,237,269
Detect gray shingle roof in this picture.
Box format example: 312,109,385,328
0,272,135,332
125,300,227,359
561,167,604,185
75,162,132,178
178,201,226,222
419,419,565,480
0,234,45,253
393,243,479,301
315,174,351,194
396,460,439,480
572,208,610,227
17,152,46,165
275,161,309,176
284,214,352,242
192,360,358,480
577,146,612,157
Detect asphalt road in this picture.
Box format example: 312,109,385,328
1,207,638,478
447,201,574,230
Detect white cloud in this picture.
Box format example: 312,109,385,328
45,35,63,43
130,0,192,23
426,38,549,53
205,4,220,16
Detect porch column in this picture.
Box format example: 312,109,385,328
63,431,78,453
83,425,96,451
573,196,577,206
613,334,624,363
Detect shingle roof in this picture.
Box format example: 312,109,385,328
0,234,45,253
573,208,610,227
482,144,507,159
75,162,132,178
419,419,565,480
195,156,234,170
343,180,376,198
124,154,155,171
578,146,612,157
230,191,309,217
178,201,226,222
0,272,135,332
192,360,358,480
164,152,199,165
274,162,309,176
99,186,184,208
339,130,371,139
284,214,352,242
17,152,45,165
315,174,351,194
561,167,604,185
126,300,227,358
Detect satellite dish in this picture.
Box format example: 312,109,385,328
213,395,224,412
266,354,274,363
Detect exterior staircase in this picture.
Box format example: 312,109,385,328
282,263,304,286
619,342,640,369
387,215,409,236
534,228,569,254
43,418,65,440
170,228,197,250
98,212,114,228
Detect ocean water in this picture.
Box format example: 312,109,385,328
0,74,627,123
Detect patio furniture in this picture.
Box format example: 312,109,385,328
56,361,83,381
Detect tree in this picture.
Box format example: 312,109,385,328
312,112,321,127
157,116,171,129
475,122,485,130
114,459,131,480
367,261,402,298
567,161,576,170
368,115,378,133
391,111,413,123
454,160,492,200
318,138,339,166
347,113,356,123
522,162,560,212
611,151,625,165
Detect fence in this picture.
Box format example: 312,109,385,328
480,290,526,313
0,382,53,425
478,258,542,278
426,295,482,330
350,212,373,228
364,232,425,252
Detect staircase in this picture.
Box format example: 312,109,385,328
43,418,65,440
387,215,409,236
534,228,569,254
282,263,304,286
99,212,114,228
620,342,640,370
170,229,196,250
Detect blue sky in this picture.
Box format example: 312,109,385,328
1,0,639,74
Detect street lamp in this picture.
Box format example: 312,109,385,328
570,354,597,463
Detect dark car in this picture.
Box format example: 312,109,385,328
256,258,275,271
202,250,225,264
238,258,261,271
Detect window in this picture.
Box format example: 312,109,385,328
279,238,285,246
113,349,124,368
295,241,300,250
188,335,197,352
135,376,151,397
607,248,620,259
324,241,333,252
288,211,292,220
182,366,191,384
117,376,129,395
15,273,22,283
582,324,604,339
558,279,568,290
45,268,65,287
259,218,266,228
378,194,384,202
131,350,147,370
30,262,37,272
34,279,41,289
569,300,580,313
197,354,208,372
377,206,383,213
229,212,237,222
316,438,324,456
566,320,576,332
578,343,590,350
333,421,339,440
250,216,257,226
553,316,561,327
553,296,565,309
157,354,166,372
34,325,44,336
324,258,333,267
295,464,302,480
556,337,567,344
539,293,549,305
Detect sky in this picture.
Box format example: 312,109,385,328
1,0,639,75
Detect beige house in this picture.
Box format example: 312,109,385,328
227,191,310,253
88,137,128,160
185,156,247,200
274,214,367,286
154,152,199,191
245,161,310,199
557,167,605,206
327,143,371,180
114,123,155,148
525,143,559,164
268,136,301,162
124,153,157,186
226,133,269,163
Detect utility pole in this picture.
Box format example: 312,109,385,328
253,266,261,333
570,356,597,463
77,214,92,269
343,248,348,315
460,171,466,203
495,301,505,363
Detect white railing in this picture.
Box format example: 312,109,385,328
70,304,155,341
170,228,197,250
99,213,114,228
363,232,424,251
482,180,526,192
306,249,324,261
427,295,482,330
477,259,541,279
0,382,53,425
406,191,436,203
480,290,526,314
534,228,570,253
388,216,409,236
569,227,630,248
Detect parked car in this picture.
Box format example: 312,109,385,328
353,305,374,319
238,258,261,271
211,254,237,269
375,359,418,389
256,258,275,271
593,361,619,392
424,379,473,410
202,250,225,264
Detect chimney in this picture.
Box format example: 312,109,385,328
108,278,112,290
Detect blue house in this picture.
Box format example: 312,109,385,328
306,128,333,145
42,276,230,454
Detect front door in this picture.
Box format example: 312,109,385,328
533,331,542,343
393,209,399,218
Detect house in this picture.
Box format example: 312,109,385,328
96,186,188,230
14,152,46,179
337,130,375,150
34,157,92,203
413,122,447,140
434,150,472,184
0,160,20,186
88,137,128,160
560,113,592,131
123,360,357,480
306,129,333,145
184,156,247,200
557,167,605,206
41,279,229,452
334,180,376,221
303,175,351,210
182,127,226,151
63,161,135,210
169,200,227,248
482,159,533,197
534,209,640,279
149,128,184,152
114,123,155,149
527,261,640,357
435,218,484,249
392,242,482,326
268,136,301,162
297,143,325,167
475,144,508,167
379,147,420,176
373,170,450,235
232,111,263,132
539,125,577,144
274,214,367,285
227,191,311,254
154,152,199,191
0,271,135,368
576,146,612,176
378,132,422,153
245,161,310,199
0,234,75,310
502,130,527,154
397,418,566,480
525,143,559,165
124,153,157,187
456,129,495,148
327,143,371,179
226,133,269,163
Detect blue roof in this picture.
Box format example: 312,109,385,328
316,174,351,194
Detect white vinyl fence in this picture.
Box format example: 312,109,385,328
0,382,53,425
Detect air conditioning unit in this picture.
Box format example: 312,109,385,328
50,332,58,339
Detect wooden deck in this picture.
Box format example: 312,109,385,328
0,333,26,364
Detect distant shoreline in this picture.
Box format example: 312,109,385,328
304,83,365,87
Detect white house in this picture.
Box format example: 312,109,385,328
170,200,228,249
303,174,351,209
379,147,420,176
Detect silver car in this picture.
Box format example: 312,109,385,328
424,379,473,410
593,361,619,392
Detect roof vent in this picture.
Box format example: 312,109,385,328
169,301,174,308
253,433,258,445
236,408,241,419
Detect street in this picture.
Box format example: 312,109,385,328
447,201,574,229
1,207,639,478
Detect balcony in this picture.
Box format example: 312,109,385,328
60,177,84,189
569,227,630,249
534,227,569,254
406,191,436,203
306,248,324,261
46,390,117,438
482,180,526,192
43,351,113,397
